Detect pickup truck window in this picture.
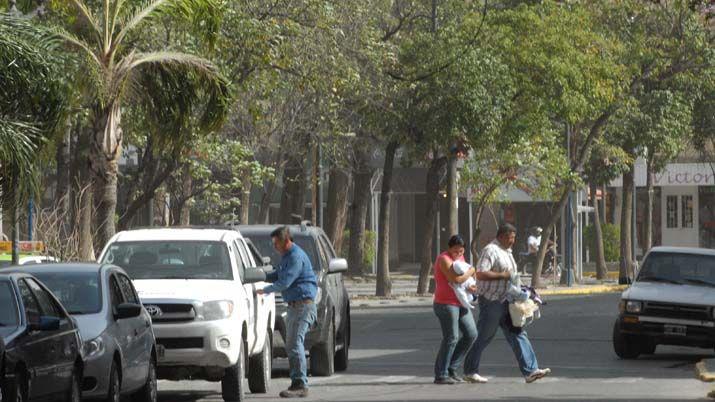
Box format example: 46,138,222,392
103,241,234,280
0,281,19,326
638,252,715,286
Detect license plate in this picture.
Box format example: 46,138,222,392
664,324,687,336
157,344,166,359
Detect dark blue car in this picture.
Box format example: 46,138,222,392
0,272,83,401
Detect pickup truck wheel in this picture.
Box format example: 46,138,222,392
221,340,246,402
310,318,335,377
641,339,657,355
248,330,271,394
613,320,640,359
334,311,350,372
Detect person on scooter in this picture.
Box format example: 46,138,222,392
526,227,554,274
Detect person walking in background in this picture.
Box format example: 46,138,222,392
432,235,478,385
258,226,318,398
464,224,551,384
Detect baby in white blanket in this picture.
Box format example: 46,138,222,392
451,260,477,310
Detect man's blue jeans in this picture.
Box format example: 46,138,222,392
286,302,317,387
464,297,539,377
433,303,477,380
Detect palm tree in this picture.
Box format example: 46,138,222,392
0,13,66,263
58,0,229,248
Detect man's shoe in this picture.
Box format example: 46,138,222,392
463,373,489,383
449,374,465,383
280,385,309,398
525,368,551,384
433,377,456,385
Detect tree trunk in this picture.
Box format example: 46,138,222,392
446,156,458,236
325,168,351,254
11,203,20,265
348,168,372,276
239,177,251,225
311,144,319,226
590,181,608,280
56,118,72,214
376,141,398,297
179,164,192,226
279,158,306,224
619,166,635,284
90,102,122,249
470,203,487,262
645,158,654,252
532,190,570,288
77,124,95,261
417,156,448,295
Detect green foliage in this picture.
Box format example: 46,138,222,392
341,229,376,273
584,223,620,263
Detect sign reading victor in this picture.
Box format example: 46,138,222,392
611,163,715,187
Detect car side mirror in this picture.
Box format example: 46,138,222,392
244,267,267,284
29,316,60,331
328,258,348,274
116,303,142,320
261,256,271,265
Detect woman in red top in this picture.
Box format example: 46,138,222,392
433,235,477,385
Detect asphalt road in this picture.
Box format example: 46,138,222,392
157,293,712,401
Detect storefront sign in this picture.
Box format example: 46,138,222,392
611,162,715,187
0,241,45,253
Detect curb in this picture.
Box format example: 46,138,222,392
539,285,627,296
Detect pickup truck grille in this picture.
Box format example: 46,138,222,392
144,303,196,323
643,301,712,321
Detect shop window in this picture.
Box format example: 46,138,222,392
682,195,694,228
666,196,678,228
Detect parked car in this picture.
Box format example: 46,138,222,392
0,272,83,401
9,263,157,402
98,228,275,402
613,246,715,359
239,223,350,377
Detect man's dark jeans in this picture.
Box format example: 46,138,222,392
433,303,477,380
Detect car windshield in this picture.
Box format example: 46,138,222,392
248,234,321,273
0,281,19,326
637,252,715,286
102,241,233,280
30,272,101,315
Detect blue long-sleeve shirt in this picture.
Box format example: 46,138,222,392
263,244,318,302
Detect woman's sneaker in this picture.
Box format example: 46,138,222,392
525,368,551,383
463,373,489,383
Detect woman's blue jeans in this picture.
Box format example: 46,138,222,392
433,303,478,380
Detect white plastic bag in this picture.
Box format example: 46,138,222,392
508,299,540,327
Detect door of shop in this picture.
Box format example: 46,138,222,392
661,186,699,247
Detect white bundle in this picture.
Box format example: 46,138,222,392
508,299,541,327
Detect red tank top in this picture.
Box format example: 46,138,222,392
433,251,463,307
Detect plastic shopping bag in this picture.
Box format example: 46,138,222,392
508,299,540,328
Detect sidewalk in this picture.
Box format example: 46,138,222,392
347,274,627,309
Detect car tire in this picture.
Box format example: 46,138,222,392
5,370,26,402
641,339,657,355
221,340,246,402
106,361,121,402
310,317,335,377
67,366,82,402
335,310,350,372
132,356,157,402
248,330,272,394
613,320,641,359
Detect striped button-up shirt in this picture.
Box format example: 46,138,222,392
476,240,517,302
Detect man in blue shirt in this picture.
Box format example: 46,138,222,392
257,226,318,398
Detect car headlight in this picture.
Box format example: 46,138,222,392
198,300,234,321
83,337,105,358
625,300,642,314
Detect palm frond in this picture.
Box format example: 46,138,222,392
51,26,103,67
128,51,230,134
0,119,42,209
113,0,169,50
69,0,103,45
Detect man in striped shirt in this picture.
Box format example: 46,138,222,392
463,223,551,384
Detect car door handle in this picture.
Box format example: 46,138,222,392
145,320,150,328
134,328,139,336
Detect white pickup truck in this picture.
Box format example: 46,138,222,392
99,228,275,402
